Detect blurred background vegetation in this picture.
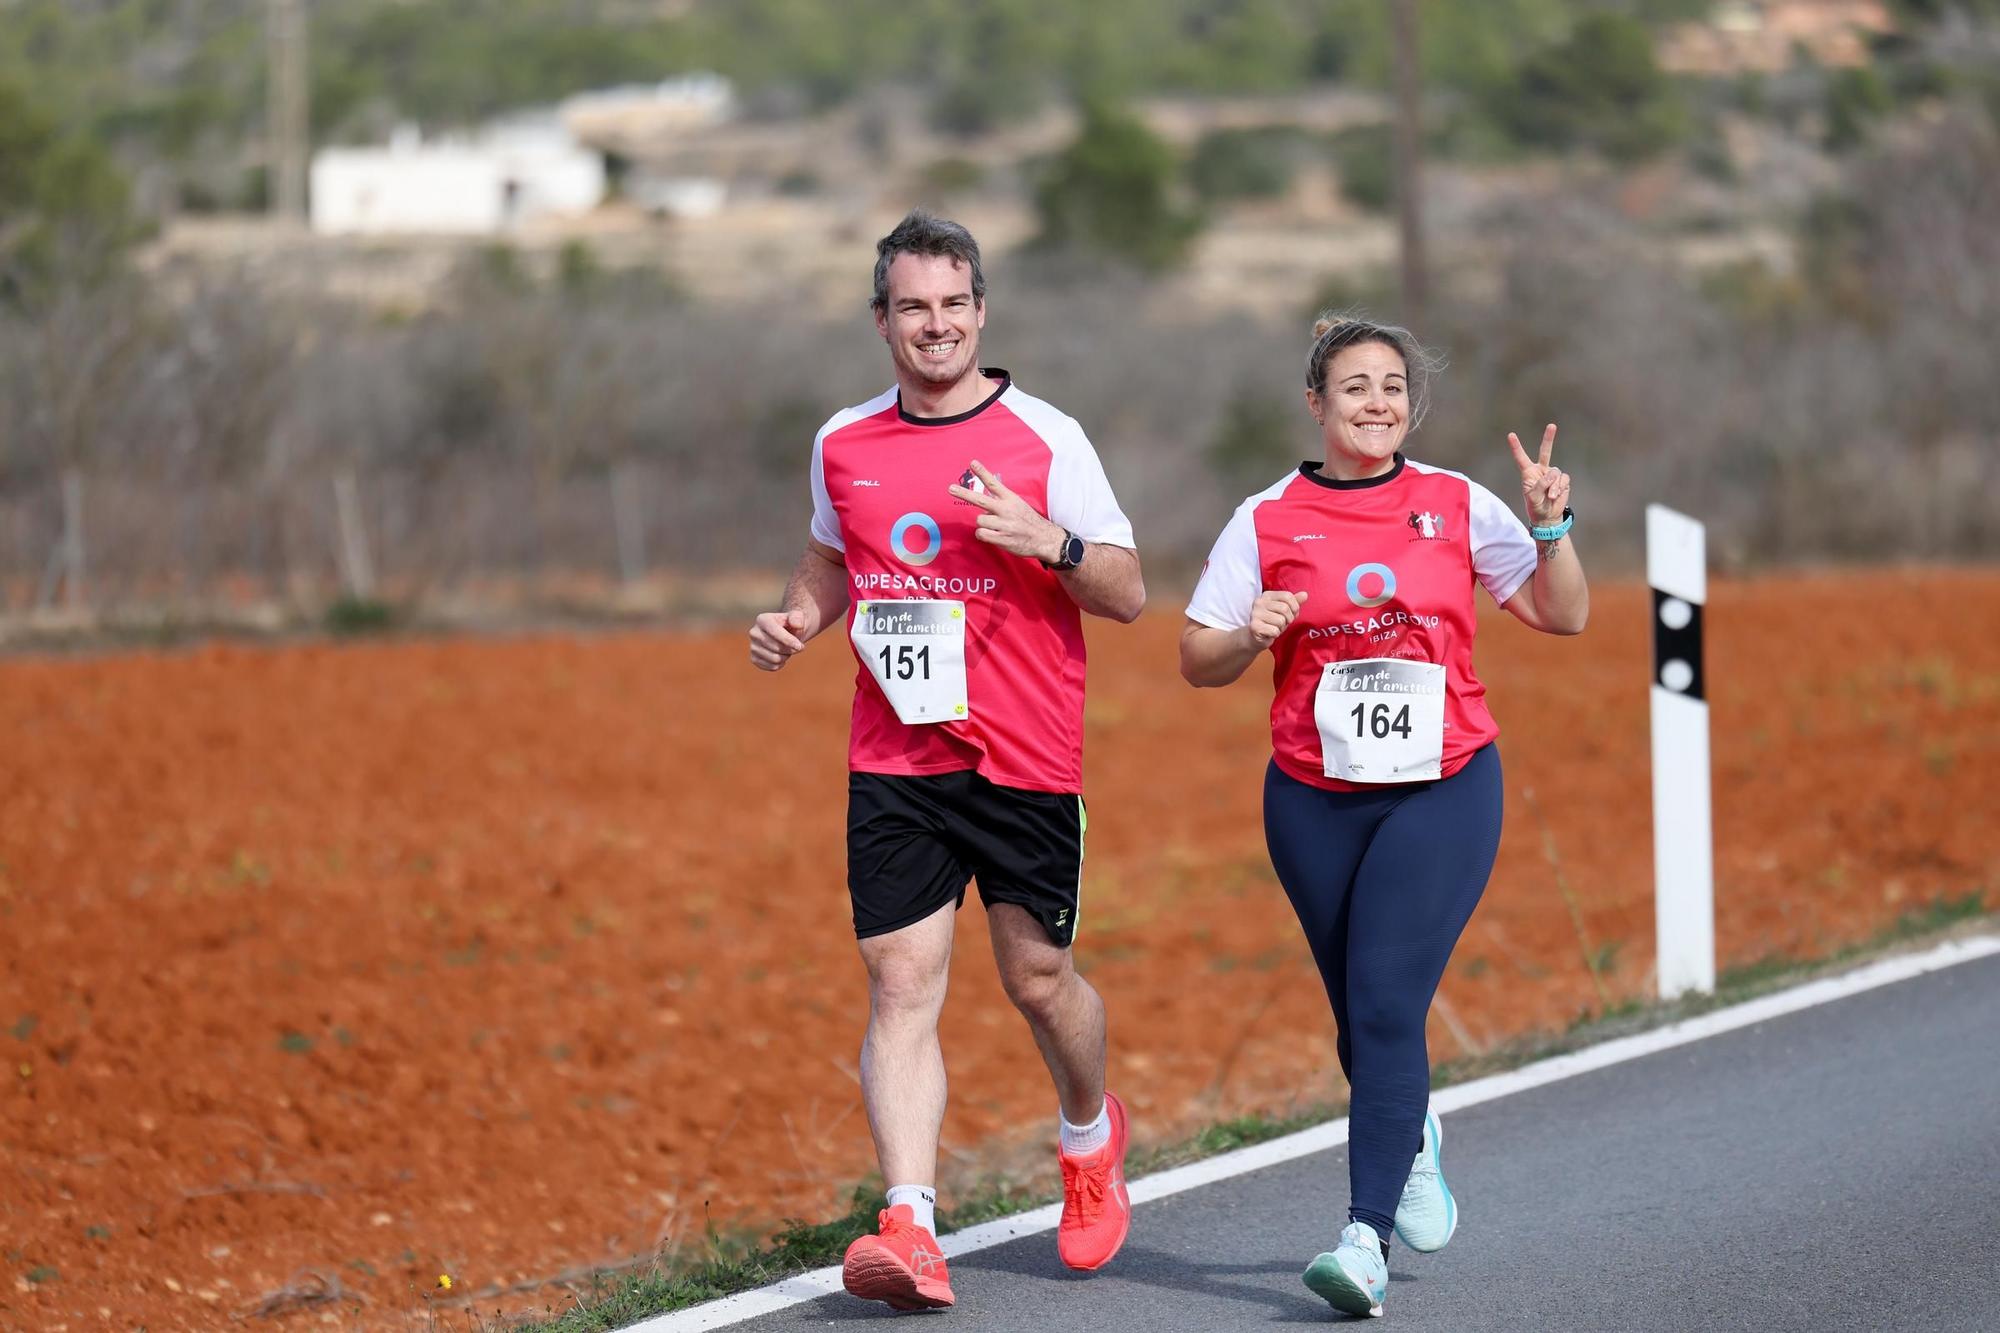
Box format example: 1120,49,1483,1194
1,0,1997,626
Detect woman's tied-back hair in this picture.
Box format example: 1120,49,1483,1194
1307,311,1443,433
872,209,986,313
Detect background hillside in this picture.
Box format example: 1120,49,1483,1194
2,0,1997,632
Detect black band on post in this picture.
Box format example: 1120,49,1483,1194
1651,588,1706,702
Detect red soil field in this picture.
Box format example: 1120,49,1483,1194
3,571,1994,1330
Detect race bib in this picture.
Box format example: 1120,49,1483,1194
849,599,969,726
1314,658,1446,783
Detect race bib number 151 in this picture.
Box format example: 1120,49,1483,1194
849,599,969,726
1314,657,1446,783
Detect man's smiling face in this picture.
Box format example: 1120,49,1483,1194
875,253,985,392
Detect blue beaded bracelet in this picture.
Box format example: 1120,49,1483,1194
1530,507,1574,542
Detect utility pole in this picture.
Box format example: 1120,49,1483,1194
1389,0,1427,329
267,0,308,224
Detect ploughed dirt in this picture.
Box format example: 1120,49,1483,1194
3,572,1994,1330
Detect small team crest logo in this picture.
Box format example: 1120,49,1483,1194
1406,510,1446,541
952,465,996,507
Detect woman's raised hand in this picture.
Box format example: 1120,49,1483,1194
1506,423,1569,526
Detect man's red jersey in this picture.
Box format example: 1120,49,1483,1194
811,372,1135,795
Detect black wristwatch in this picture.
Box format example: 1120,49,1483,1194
1045,529,1085,572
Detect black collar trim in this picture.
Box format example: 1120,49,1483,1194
897,370,1011,426
1299,455,1405,490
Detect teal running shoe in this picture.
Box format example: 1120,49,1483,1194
1303,1221,1387,1318
1393,1105,1458,1252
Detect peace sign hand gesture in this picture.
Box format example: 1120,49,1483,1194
1507,423,1570,527
947,459,1067,564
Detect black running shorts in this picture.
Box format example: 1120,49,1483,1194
847,770,1086,947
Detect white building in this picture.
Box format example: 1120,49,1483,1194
309,117,606,236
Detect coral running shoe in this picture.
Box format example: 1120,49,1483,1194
1057,1091,1131,1270
841,1204,954,1310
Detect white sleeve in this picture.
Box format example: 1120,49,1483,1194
808,430,843,551
1469,480,1536,606
1185,502,1263,630
1045,423,1136,549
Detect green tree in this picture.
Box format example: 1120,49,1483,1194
1886,0,2000,22
1826,65,1893,150
1187,127,1307,203
1489,13,1688,163
0,80,139,302
1330,0,1574,99
1033,100,1202,270
1630,0,1717,19
1331,125,1395,213
1161,0,1317,93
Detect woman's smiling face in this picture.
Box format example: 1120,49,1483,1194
1311,340,1409,467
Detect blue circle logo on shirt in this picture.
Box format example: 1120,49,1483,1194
1346,562,1397,608
890,512,943,567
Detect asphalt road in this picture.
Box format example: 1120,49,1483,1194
723,951,2000,1331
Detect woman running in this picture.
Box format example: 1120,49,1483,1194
1180,313,1588,1317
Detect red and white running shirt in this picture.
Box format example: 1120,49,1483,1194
1186,456,1538,792
810,372,1135,794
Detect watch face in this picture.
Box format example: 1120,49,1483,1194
1064,534,1085,567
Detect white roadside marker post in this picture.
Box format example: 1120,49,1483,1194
1648,504,1715,998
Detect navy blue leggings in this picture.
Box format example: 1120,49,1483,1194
1263,743,1504,1246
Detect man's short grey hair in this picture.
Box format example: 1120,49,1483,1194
871,209,986,312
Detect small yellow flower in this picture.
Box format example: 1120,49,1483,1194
16,1063,29,1079
436,1274,453,1291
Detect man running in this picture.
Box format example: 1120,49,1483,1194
749,209,1145,1311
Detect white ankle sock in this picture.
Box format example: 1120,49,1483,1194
1059,1100,1110,1156
885,1184,936,1234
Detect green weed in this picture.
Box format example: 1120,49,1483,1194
325,598,398,636
1591,939,1625,977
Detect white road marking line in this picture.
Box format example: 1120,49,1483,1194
630,932,1998,1330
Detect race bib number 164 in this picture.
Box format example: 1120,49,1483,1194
1314,657,1446,783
